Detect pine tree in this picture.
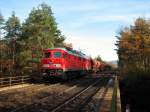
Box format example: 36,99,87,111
21,3,64,50
18,3,65,67
2,12,21,71
4,11,21,39
95,55,102,62
0,12,4,27
0,12,4,72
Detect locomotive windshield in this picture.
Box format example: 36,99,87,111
53,52,61,58
44,52,51,58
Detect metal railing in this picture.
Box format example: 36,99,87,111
111,76,121,112
0,76,30,88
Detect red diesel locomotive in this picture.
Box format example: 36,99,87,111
41,48,92,80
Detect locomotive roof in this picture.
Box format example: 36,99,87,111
45,48,90,59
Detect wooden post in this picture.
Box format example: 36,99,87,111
9,77,12,86
0,78,3,87
22,76,24,84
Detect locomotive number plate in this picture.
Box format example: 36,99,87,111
55,64,61,67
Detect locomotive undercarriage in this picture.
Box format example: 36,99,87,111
42,69,63,77
42,69,88,80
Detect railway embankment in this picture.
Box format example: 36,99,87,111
0,74,122,112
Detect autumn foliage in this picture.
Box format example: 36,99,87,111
116,18,150,111
116,18,150,77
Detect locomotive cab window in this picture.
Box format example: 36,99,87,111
53,52,61,58
44,52,51,58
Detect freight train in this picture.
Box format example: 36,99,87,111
41,47,104,80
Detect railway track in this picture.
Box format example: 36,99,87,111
0,77,97,112
11,78,95,112
51,78,109,112
82,82,110,112
0,84,52,95
0,83,62,112
9,77,109,112
0,76,85,96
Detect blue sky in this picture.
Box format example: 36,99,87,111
1,0,150,61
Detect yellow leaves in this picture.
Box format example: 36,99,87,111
116,18,150,73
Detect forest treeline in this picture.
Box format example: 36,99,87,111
116,18,150,111
116,17,150,77
0,3,65,73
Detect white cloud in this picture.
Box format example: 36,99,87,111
65,34,118,61
52,0,102,14
58,13,150,31
54,1,150,62
90,14,150,23
53,0,150,61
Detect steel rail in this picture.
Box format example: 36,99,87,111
11,78,97,112
51,78,104,112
